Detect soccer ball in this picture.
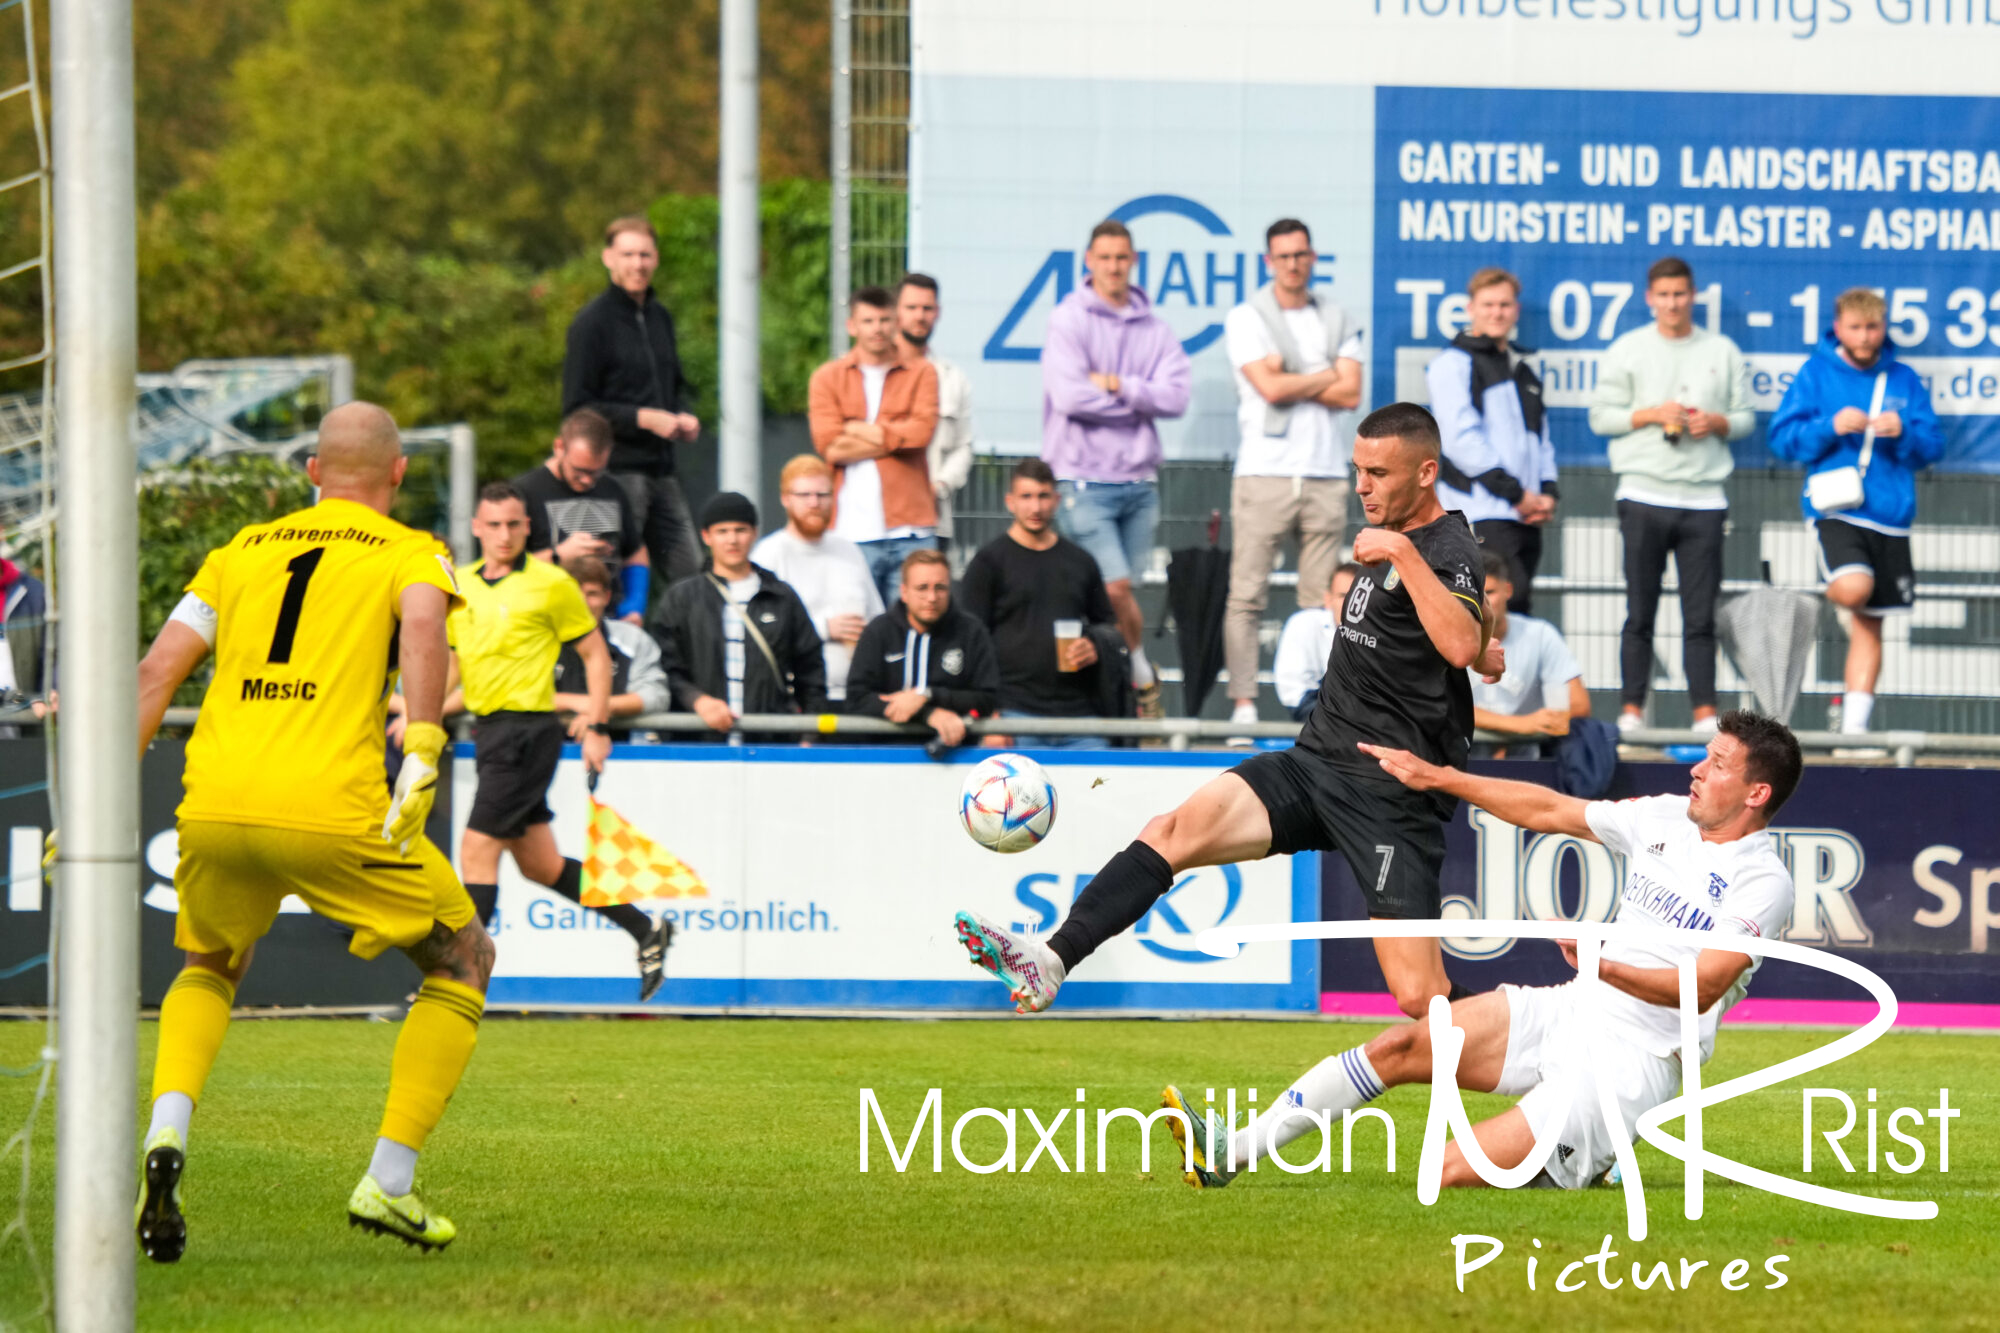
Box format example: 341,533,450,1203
959,753,1057,854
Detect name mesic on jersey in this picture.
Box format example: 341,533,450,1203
239,677,320,702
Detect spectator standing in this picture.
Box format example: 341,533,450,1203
514,409,650,623
1428,267,1557,613
1221,218,1361,733
0,532,51,721
1468,550,1590,757
553,555,673,737
809,286,941,607
960,459,1119,749
1768,287,1944,737
845,549,999,749
650,492,827,736
562,215,704,585
750,455,884,704
1271,562,1363,724
1041,219,1190,720
894,274,976,567
1587,256,1753,735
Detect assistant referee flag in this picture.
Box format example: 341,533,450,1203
581,797,709,905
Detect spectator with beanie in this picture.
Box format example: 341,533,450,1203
650,491,827,735
1589,256,1753,735
1428,267,1557,613
1221,217,1360,734
960,459,1120,749
895,273,976,566
562,215,704,585
514,408,650,622
1769,286,1944,739
809,285,940,607
553,555,673,738
1041,219,1190,720
751,454,883,704
846,549,999,748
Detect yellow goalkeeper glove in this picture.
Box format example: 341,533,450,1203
383,721,448,854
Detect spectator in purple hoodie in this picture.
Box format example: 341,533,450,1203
1040,219,1191,721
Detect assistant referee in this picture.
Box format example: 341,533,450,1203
449,480,672,1000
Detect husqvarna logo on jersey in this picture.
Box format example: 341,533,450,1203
983,193,1338,363
1346,578,1373,623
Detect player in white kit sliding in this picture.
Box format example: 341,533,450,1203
1162,709,1802,1191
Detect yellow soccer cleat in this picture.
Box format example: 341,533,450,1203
135,1126,188,1263
346,1174,456,1252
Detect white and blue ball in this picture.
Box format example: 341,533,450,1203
959,753,1057,854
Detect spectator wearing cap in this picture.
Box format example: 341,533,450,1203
562,214,704,585
1427,267,1557,614
553,555,673,740
1041,218,1190,720
515,408,651,623
809,285,941,608
845,549,999,748
1270,562,1363,724
649,492,827,736
1469,549,1590,758
751,454,884,703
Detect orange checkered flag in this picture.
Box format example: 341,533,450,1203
580,796,709,906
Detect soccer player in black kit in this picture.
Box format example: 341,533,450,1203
954,402,1502,1017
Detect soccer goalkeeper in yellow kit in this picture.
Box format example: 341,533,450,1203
132,403,491,1260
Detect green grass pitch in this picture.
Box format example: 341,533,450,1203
0,1017,1993,1331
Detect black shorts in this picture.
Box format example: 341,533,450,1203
467,711,564,840
1231,746,1449,919
1814,518,1916,614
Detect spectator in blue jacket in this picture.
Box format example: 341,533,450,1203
1768,287,1945,736
1427,267,1557,613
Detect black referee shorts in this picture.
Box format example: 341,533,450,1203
1231,746,1449,920
467,711,565,840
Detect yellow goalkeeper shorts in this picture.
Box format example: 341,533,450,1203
173,820,476,966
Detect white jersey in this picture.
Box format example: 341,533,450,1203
1581,794,1794,1061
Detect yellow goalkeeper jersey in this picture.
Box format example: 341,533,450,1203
177,498,463,836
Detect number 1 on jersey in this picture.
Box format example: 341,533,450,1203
267,547,326,664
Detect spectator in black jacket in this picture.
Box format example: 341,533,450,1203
959,458,1120,750
846,548,998,748
562,215,704,586
650,492,827,735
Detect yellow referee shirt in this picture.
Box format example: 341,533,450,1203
448,555,598,715
178,498,463,837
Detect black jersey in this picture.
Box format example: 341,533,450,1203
1297,510,1484,775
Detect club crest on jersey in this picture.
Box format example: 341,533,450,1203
1708,872,1729,901
1383,566,1401,591
1346,578,1373,623
941,647,964,676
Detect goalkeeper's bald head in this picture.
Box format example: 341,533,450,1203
309,401,407,510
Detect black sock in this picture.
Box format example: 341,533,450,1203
465,883,498,929
548,857,652,945
1047,840,1174,973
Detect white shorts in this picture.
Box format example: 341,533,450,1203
1494,982,1685,1190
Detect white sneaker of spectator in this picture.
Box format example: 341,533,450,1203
1227,701,1258,747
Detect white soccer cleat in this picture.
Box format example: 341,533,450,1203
953,911,1063,1013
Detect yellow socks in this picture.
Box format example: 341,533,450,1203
378,977,485,1151
151,966,237,1105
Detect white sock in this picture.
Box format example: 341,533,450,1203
1844,692,1874,733
147,1091,194,1146
1228,1047,1385,1171
1130,647,1156,690
368,1138,420,1197
1231,701,1258,724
